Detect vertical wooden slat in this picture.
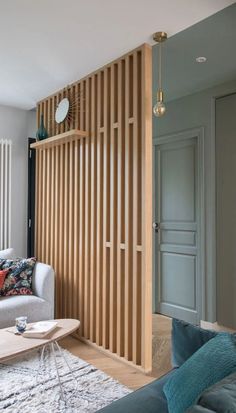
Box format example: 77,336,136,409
54,145,60,317
58,92,63,135
137,51,143,364
132,52,138,364
90,75,97,342
79,138,85,336
79,82,85,334
45,148,51,264
68,86,73,131
58,144,65,318
124,55,133,361
109,64,116,353
102,67,110,349
68,141,74,318
55,94,59,136
73,140,79,320
84,78,91,339
116,61,122,357
96,71,103,346
50,97,54,137
44,100,48,138
117,59,125,357
50,148,55,264
63,143,69,317
47,98,51,137
141,45,152,371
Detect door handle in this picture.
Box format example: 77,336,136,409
153,222,159,233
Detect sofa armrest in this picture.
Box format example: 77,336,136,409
32,262,55,311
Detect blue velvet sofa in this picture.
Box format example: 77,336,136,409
98,368,174,412
98,319,236,413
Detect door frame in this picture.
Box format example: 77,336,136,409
152,127,205,323
27,138,36,258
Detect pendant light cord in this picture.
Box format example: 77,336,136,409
158,41,162,91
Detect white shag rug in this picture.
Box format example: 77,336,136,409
0,347,132,413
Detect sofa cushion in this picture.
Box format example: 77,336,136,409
0,248,15,259
97,369,176,413
172,318,218,368
0,295,52,328
187,407,215,413
187,371,236,413
0,257,36,296
164,333,236,413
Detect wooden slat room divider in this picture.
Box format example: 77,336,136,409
33,44,152,371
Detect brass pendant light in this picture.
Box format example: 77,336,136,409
153,31,167,117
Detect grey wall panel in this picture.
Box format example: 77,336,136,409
216,93,236,329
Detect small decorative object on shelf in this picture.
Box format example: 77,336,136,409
36,114,48,141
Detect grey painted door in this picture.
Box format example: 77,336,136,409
154,133,201,324
216,93,236,329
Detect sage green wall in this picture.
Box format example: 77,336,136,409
153,78,236,322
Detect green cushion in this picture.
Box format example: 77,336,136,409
164,333,236,413
97,370,176,413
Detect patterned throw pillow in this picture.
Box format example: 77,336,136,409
0,269,9,289
0,257,36,296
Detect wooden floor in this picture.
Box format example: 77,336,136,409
60,314,172,390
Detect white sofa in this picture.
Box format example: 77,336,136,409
0,248,55,328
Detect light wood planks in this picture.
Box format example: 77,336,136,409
60,335,155,390
34,44,152,372
61,315,172,387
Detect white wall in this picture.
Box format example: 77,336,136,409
0,105,36,257
153,78,236,322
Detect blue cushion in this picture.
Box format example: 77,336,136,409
164,333,236,413
172,319,218,367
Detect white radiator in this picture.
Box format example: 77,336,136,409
0,139,12,250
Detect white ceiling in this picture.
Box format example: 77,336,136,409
0,0,235,109
153,3,236,102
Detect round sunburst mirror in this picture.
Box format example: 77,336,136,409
53,88,85,130
55,98,70,124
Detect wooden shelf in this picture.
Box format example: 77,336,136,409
30,129,88,150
